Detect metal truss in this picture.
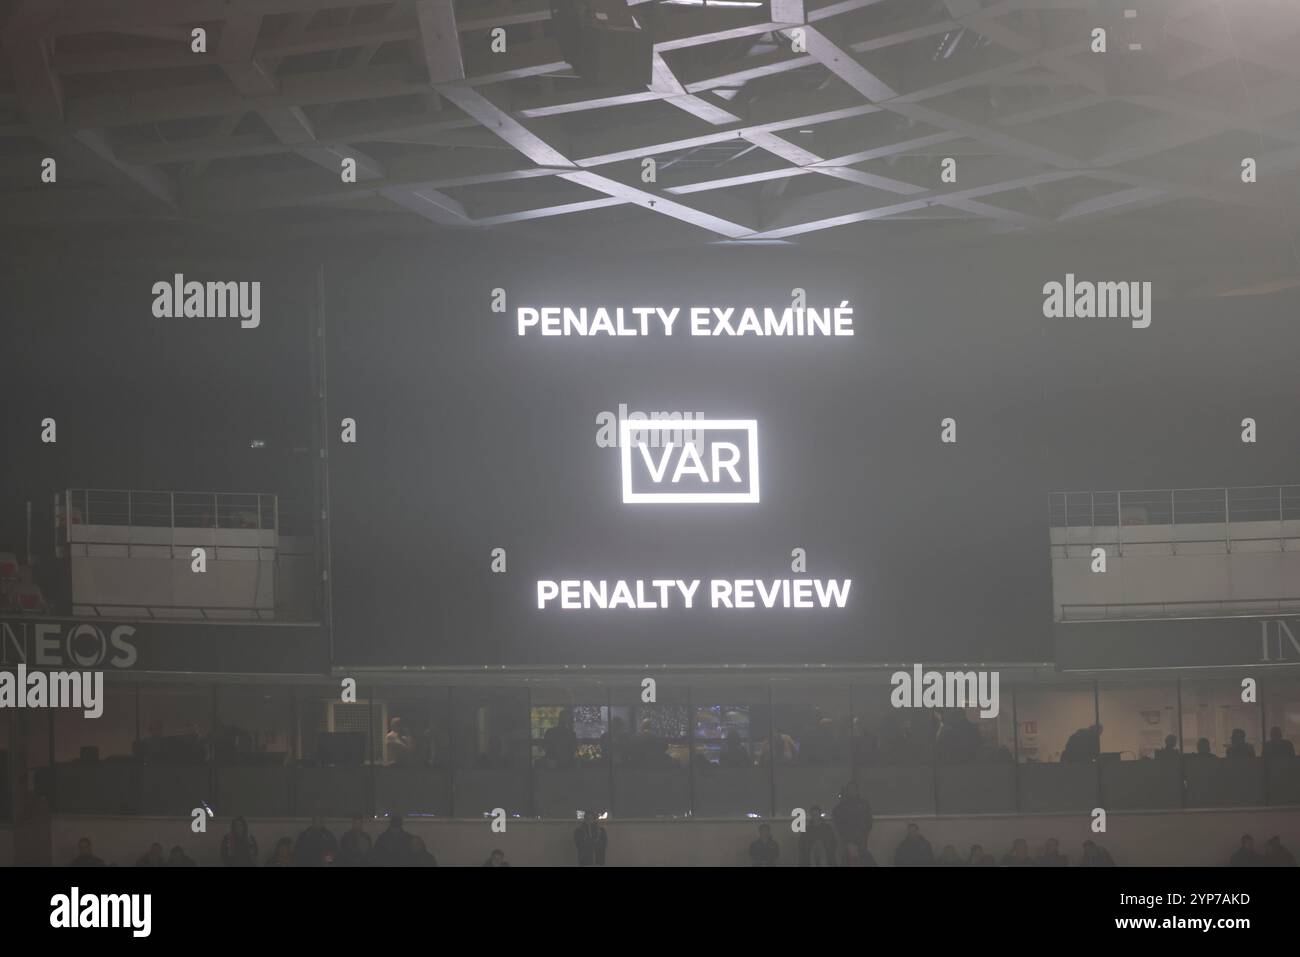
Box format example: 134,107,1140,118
2,0,1299,253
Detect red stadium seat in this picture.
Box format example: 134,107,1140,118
13,584,45,614
0,552,17,580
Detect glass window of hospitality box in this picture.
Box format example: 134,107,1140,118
530,680,613,820
1261,675,1300,806
1013,682,1099,813
1097,680,1181,810
293,682,375,818
850,678,935,816
136,681,214,816
451,686,529,818
48,681,136,815
692,682,771,818
934,691,1018,816
0,709,12,823
1182,677,1265,808
610,680,690,818
373,684,452,818
213,684,294,818
771,680,852,815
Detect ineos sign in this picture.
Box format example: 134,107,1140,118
0,620,138,669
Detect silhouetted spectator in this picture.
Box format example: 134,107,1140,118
718,732,752,768
209,719,251,765
852,720,879,767
1194,737,1217,760
409,835,437,866
1263,727,1296,761
831,780,872,864
1154,734,1179,760
220,817,258,867
294,816,339,867
483,849,510,867
935,710,981,765
757,729,796,766
630,720,668,769
1081,840,1115,866
338,814,372,867
1264,836,1295,866
600,716,629,766
167,846,196,867
801,717,836,766
543,709,578,769
1001,838,1033,866
845,843,878,866
373,815,411,866
967,844,995,866
798,806,837,866
1230,835,1262,867
749,823,779,866
135,843,165,867
893,823,934,867
984,743,1015,763
574,810,607,866
936,844,962,866
136,720,166,764
69,837,105,867
1061,724,1102,764
1035,837,1068,866
1226,729,1255,759
266,837,294,867
385,717,415,766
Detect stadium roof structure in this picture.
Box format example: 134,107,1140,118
1,0,1299,289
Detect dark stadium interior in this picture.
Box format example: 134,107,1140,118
0,0,1299,874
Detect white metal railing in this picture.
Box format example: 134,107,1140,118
1061,597,1300,621
70,602,276,620
61,488,284,621
1049,484,1300,555
1049,485,1300,528
65,487,279,532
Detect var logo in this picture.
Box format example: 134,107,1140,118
619,418,759,504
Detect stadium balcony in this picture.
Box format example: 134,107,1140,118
1049,484,1300,622
4,669,1296,862
57,488,316,622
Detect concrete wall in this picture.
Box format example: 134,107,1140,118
70,523,275,616
1051,520,1300,616
50,807,1300,867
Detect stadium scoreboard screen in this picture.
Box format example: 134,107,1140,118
327,246,1051,667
